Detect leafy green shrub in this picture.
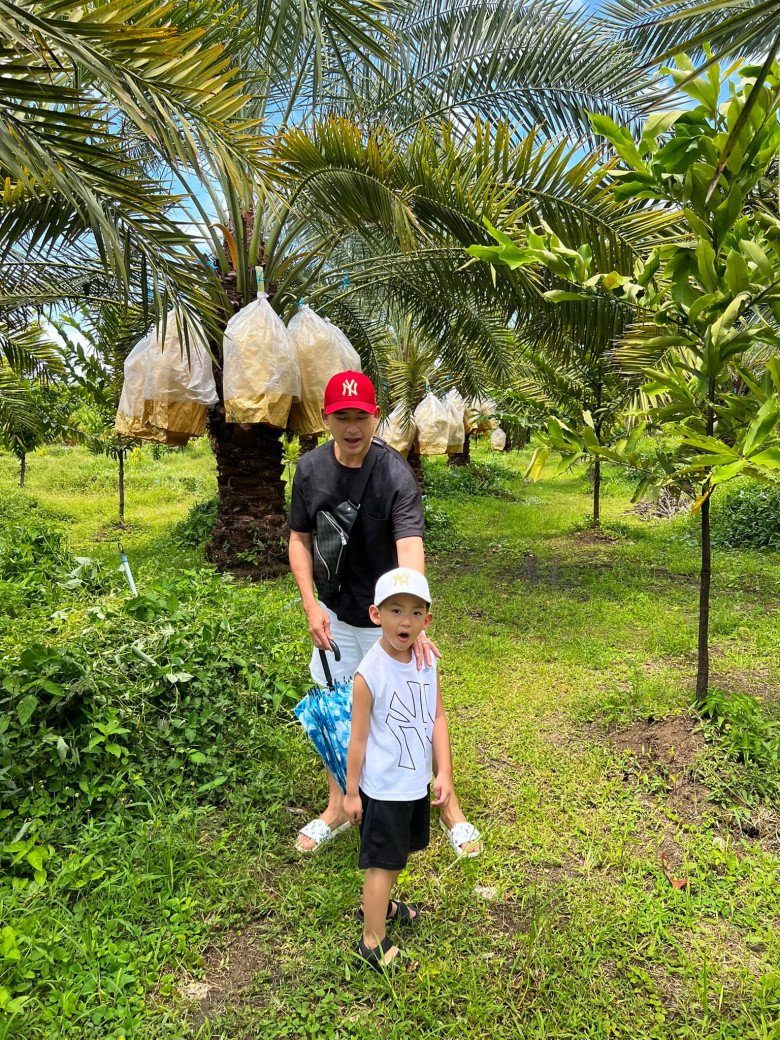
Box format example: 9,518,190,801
0,510,112,618
0,568,308,836
423,458,514,499
172,495,218,547
700,688,780,802
423,501,460,555
711,480,780,550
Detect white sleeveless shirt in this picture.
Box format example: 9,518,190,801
355,640,437,801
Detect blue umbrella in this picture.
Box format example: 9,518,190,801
294,642,351,793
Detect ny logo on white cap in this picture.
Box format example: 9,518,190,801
342,378,359,397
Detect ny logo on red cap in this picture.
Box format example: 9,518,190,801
342,378,359,397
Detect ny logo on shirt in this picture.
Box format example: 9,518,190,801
385,680,433,771
342,378,359,397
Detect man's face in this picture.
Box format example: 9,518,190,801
323,407,380,460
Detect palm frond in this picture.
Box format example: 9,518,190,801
602,0,780,65
327,0,663,141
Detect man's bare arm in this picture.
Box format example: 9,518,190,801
396,535,425,573
289,531,332,650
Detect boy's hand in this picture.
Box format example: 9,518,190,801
432,773,454,808
344,793,363,825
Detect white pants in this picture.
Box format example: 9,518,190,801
309,603,381,686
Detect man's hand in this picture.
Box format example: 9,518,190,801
306,603,333,651
344,792,363,825
432,772,454,808
413,632,440,670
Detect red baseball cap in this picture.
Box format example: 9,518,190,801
323,371,378,415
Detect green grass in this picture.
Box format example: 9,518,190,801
2,442,779,1039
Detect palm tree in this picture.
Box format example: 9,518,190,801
4,0,670,573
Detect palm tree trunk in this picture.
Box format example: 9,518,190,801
19,452,26,488
202,246,288,577
406,439,425,493
205,413,288,577
299,434,319,455
448,430,471,467
118,449,125,523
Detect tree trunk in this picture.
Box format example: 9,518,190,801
201,249,289,578
592,455,601,527
502,430,513,452
299,434,320,455
448,430,471,467
695,489,711,705
695,392,716,704
205,415,288,578
19,452,26,488
406,439,425,493
118,450,125,523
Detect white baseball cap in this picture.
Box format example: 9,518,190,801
374,567,432,608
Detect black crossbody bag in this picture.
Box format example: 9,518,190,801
312,442,379,601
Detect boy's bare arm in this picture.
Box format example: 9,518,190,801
431,672,454,808
345,674,372,824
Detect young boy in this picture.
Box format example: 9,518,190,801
344,567,455,971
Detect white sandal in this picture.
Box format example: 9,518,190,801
295,818,352,854
439,818,482,858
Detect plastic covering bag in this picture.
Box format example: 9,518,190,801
378,403,416,455
444,389,466,454
491,427,507,451
288,306,361,435
466,396,499,434
414,393,450,455
115,330,155,438
223,294,300,427
142,315,218,442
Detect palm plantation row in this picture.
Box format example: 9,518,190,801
2,0,780,704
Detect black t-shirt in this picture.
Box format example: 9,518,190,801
290,439,424,627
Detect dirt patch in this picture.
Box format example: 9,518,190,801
487,897,535,937
181,919,278,1028
91,521,141,541
610,714,705,770
573,529,619,545
609,715,713,825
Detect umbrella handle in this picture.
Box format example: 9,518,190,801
318,640,341,691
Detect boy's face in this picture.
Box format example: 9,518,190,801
322,407,380,462
369,593,432,655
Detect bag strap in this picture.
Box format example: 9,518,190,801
347,441,380,510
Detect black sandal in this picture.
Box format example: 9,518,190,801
355,899,420,926
356,935,415,973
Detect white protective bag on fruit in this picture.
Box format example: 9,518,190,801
468,396,498,433
115,329,155,438
287,306,361,435
142,315,217,442
378,403,417,455
223,294,300,427
414,392,450,455
491,427,507,451
444,388,466,453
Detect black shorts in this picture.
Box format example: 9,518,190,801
358,787,430,871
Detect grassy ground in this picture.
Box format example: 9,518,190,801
1,442,779,1039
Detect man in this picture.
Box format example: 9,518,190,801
288,370,481,857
